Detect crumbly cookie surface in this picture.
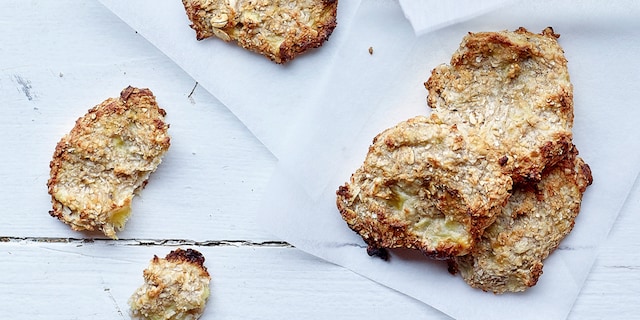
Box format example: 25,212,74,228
181,0,338,63
337,114,512,259
47,86,170,239
130,249,211,320
426,27,573,183
337,27,593,292
452,145,592,293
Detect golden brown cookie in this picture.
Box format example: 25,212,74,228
47,86,170,239
130,248,211,320
337,27,592,293
337,114,513,259
181,0,338,63
451,145,592,293
426,27,574,183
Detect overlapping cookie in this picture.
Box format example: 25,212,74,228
426,27,574,183
337,114,512,259
451,145,592,293
337,28,592,293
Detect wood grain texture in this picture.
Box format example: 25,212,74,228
0,1,638,319
570,175,640,319
0,0,276,241
0,241,444,319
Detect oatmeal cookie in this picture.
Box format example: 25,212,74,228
337,114,512,259
426,27,573,183
182,0,338,63
47,86,170,239
130,249,211,320
451,145,592,293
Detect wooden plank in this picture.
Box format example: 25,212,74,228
570,176,640,319
1,231,638,319
0,2,638,320
0,240,445,319
0,0,276,241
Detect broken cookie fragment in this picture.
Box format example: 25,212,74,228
47,86,170,239
130,248,211,320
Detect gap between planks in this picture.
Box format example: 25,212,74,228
0,236,292,248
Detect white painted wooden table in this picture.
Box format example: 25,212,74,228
1,1,638,319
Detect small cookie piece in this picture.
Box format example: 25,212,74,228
181,0,338,63
337,114,512,259
47,86,170,239
426,27,574,183
130,249,211,320
451,145,592,293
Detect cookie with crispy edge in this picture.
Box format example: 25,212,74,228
450,145,592,293
47,86,170,239
130,248,211,320
181,0,338,63
337,27,592,273
337,114,513,259
426,27,574,183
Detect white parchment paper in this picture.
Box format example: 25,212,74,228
398,0,519,36
261,1,640,320
99,0,362,158
99,1,640,319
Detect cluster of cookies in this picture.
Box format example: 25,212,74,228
337,27,592,293
46,87,210,319
46,1,341,317
44,20,592,320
